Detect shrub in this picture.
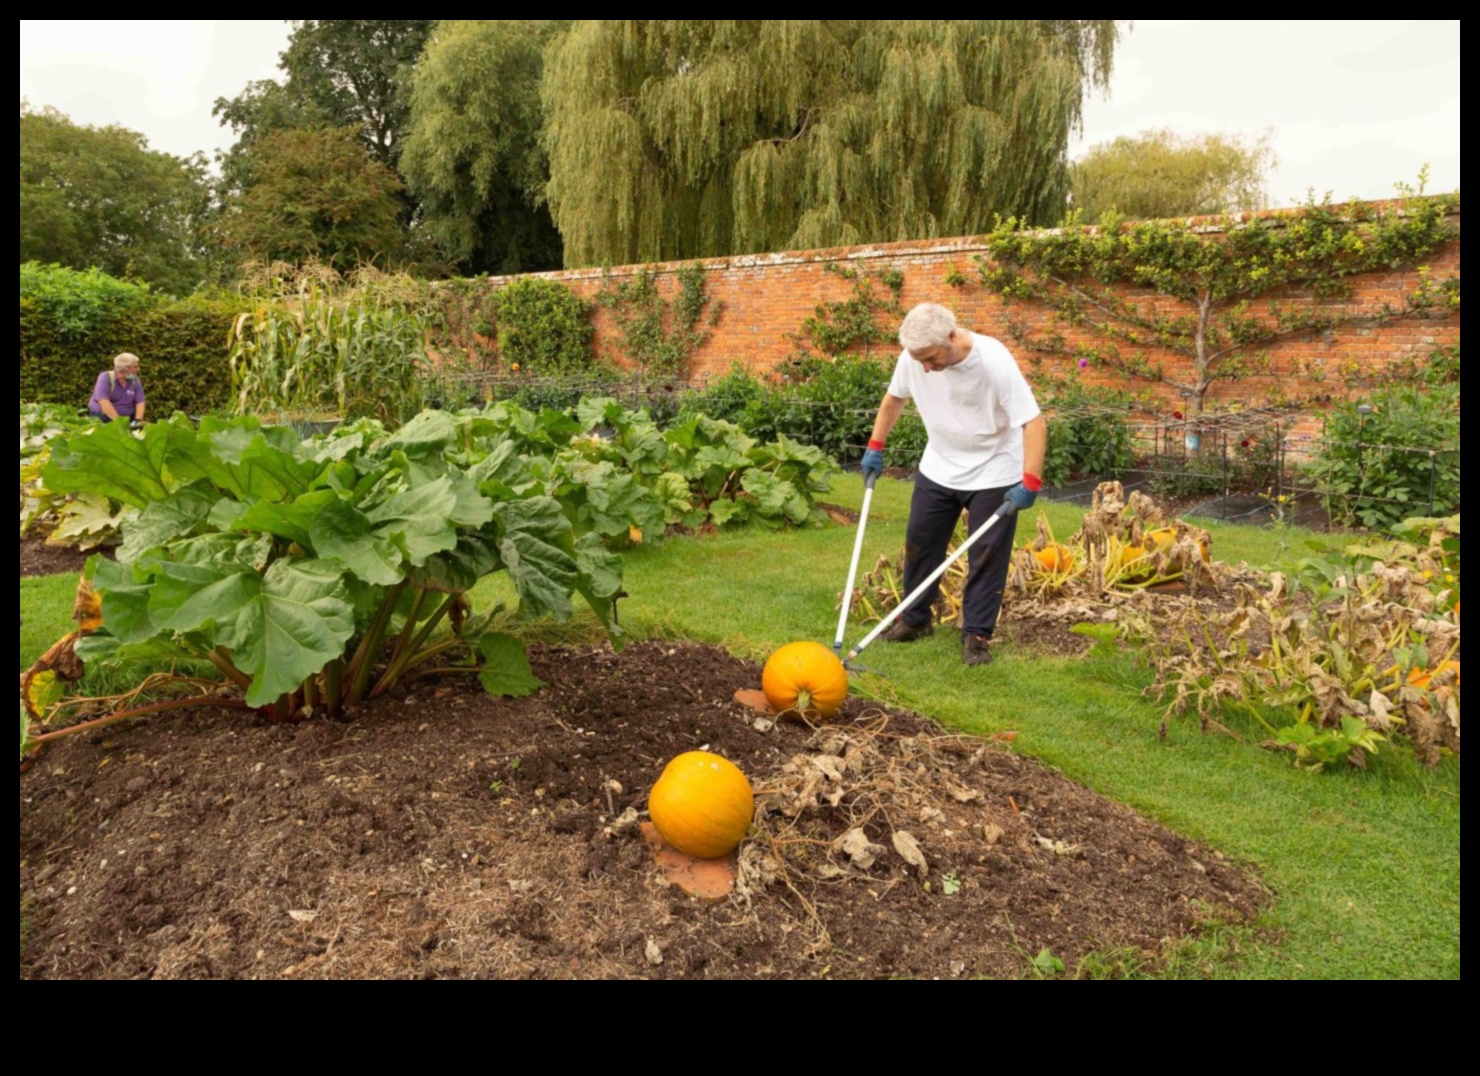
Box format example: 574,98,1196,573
1310,386,1461,530
21,264,238,418
1038,380,1136,487
493,277,594,375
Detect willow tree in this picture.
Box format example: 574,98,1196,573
542,20,1120,267
400,20,567,274
1071,128,1276,222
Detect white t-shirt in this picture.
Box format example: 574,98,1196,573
886,332,1041,490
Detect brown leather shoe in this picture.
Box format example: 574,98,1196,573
882,619,934,643
962,634,993,666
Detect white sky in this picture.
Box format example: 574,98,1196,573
19,19,1462,206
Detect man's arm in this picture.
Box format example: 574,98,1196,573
1021,414,1046,482
134,399,146,422
869,393,908,445
860,393,908,481
90,372,119,420
1003,414,1048,512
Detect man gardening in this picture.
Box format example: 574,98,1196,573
88,352,147,426
861,303,1047,666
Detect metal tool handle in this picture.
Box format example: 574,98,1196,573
845,501,1013,663
833,471,878,656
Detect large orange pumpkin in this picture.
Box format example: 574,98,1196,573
1031,543,1075,573
647,751,754,859
761,641,848,717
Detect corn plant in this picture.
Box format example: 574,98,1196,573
227,265,436,428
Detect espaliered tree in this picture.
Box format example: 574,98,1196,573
540,20,1120,267
977,180,1460,416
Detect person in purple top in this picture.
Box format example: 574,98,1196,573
89,352,147,425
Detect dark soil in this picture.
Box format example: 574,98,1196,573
20,535,111,579
20,641,1267,980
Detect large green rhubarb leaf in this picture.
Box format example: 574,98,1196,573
492,497,577,619
43,420,173,508
310,477,467,584
147,557,354,707
117,482,220,562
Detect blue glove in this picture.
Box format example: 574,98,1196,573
1003,482,1038,513
860,447,885,483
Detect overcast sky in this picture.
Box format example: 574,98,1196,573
19,19,1462,207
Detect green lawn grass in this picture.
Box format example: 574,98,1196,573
20,474,1460,978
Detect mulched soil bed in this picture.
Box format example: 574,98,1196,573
20,535,111,579
21,641,1267,980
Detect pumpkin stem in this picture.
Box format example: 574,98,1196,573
795,688,814,714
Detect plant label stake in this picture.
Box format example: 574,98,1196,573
844,501,1014,666
833,470,879,658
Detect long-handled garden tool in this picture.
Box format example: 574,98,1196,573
841,501,1015,668
833,470,880,659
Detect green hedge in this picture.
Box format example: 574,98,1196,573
21,291,239,419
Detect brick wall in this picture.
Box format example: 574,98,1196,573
460,202,1460,411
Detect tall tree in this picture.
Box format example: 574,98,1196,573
1070,128,1276,222
215,126,407,270
20,103,209,294
541,20,1121,267
400,20,566,274
213,20,434,194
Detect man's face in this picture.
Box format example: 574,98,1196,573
908,333,962,373
121,364,139,381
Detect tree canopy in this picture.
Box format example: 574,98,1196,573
20,103,209,294
540,20,1121,267
400,20,565,275
213,20,434,193
215,126,408,270
1070,128,1276,222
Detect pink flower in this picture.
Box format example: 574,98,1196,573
1078,358,1088,368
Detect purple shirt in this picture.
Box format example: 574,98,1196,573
89,370,145,420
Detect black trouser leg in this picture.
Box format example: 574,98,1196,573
899,473,968,626
961,485,1019,639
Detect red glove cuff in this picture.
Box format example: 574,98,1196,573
867,439,886,451
1022,473,1043,492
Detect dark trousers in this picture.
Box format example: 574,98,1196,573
900,472,1019,639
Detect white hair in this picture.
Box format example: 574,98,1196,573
898,303,959,352
113,352,140,371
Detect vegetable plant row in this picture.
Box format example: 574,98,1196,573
31,399,835,734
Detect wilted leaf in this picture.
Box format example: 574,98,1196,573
891,830,928,876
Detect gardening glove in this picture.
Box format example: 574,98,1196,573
1003,474,1043,513
860,440,886,484
128,418,146,431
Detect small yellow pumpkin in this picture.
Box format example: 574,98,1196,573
1031,543,1075,573
647,751,754,859
761,641,848,717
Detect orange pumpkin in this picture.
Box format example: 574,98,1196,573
1145,526,1177,552
647,751,754,859
1407,660,1461,691
761,641,848,717
1031,543,1075,573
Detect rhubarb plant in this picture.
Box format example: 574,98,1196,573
34,412,625,741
